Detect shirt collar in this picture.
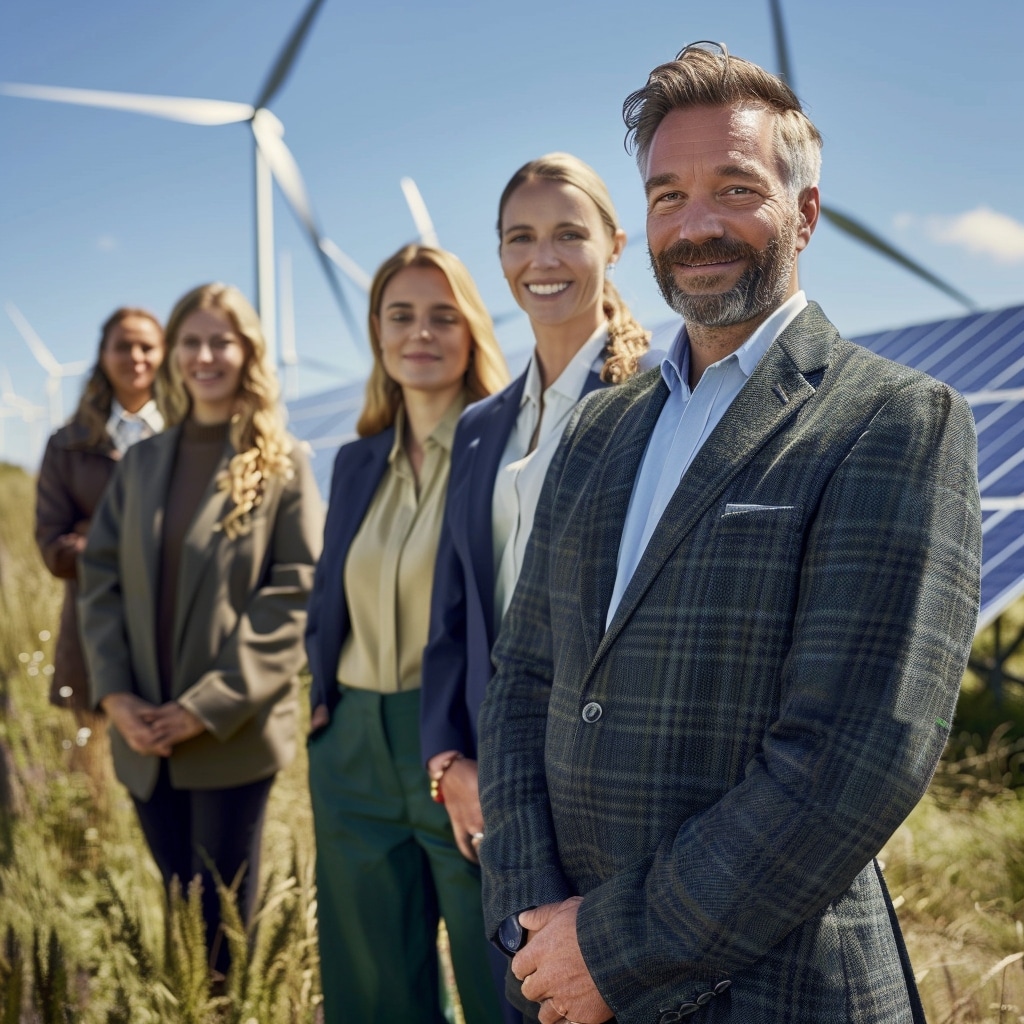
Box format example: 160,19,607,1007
521,325,609,409
105,397,164,438
388,390,468,466
661,291,808,393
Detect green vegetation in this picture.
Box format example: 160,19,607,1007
0,461,322,1021
1,458,1022,1022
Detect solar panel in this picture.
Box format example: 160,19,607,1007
286,303,1024,632
853,304,1024,630
286,379,365,496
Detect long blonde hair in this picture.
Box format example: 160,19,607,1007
157,283,291,539
72,307,163,445
498,152,650,383
356,244,510,437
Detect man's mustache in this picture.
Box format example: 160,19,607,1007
653,238,760,267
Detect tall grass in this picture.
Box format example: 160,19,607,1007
0,461,321,1021
1,458,1022,1022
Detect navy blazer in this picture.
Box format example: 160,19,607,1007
305,428,394,718
420,366,604,761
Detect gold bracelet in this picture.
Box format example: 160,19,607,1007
429,752,463,804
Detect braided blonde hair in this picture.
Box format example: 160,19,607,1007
600,278,650,383
157,283,292,539
497,152,650,382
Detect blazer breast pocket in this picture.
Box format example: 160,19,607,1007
720,502,799,520
711,502,805,585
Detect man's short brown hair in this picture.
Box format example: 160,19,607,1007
623,42,822,195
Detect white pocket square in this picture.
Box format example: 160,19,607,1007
722,503,796,517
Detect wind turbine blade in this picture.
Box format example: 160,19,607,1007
58,360,91,377
767,0,795,88
0,367,21,405
251,111,319,235
0,366,44,416
0,82,253,125
820,204,977,311
253,0,329,111
250,112,365,350
400,178,440,247
5,301,60,375
320,239,372,293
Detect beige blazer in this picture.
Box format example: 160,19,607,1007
78,424,324,800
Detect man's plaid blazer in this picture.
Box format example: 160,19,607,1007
478,303,981,1024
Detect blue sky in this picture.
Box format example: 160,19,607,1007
1,0,1022,467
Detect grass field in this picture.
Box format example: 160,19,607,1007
1,459,1022,1022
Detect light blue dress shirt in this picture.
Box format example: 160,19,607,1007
606,292,807,626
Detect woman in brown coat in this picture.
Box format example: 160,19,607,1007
79,283,322,978
34,307,164,768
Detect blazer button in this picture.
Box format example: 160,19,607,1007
581,701,603,723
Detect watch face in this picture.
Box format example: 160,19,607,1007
499,913,525,956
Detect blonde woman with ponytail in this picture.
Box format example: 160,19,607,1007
420,152,650,1023
79,282,323,980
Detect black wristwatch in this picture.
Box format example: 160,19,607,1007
497,909,533,957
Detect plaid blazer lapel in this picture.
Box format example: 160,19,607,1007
594,306,836,665
577,372,668,663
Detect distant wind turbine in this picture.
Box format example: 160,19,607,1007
1,0,367,366
764,1,976,310
0,366,48,455
0,367,45,420
6,303,89,427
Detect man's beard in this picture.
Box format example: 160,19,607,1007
649,225,797,328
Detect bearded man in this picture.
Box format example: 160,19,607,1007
477,43,981,1024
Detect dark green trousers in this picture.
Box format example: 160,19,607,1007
309,687,503,1024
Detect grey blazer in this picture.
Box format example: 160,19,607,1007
478,304,981,1024
79,425,323,800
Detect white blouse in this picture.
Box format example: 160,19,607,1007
491,326,608,626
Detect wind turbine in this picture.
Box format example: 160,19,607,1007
1,0,365,367
764,1,976,310
5,303,89,428
0,367,48,456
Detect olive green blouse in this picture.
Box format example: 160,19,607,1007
336,395,466,694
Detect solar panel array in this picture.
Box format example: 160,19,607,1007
288,303,1024,632
854,303,1024,630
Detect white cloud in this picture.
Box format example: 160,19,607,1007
925,207,1024,264
95,235,117,252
